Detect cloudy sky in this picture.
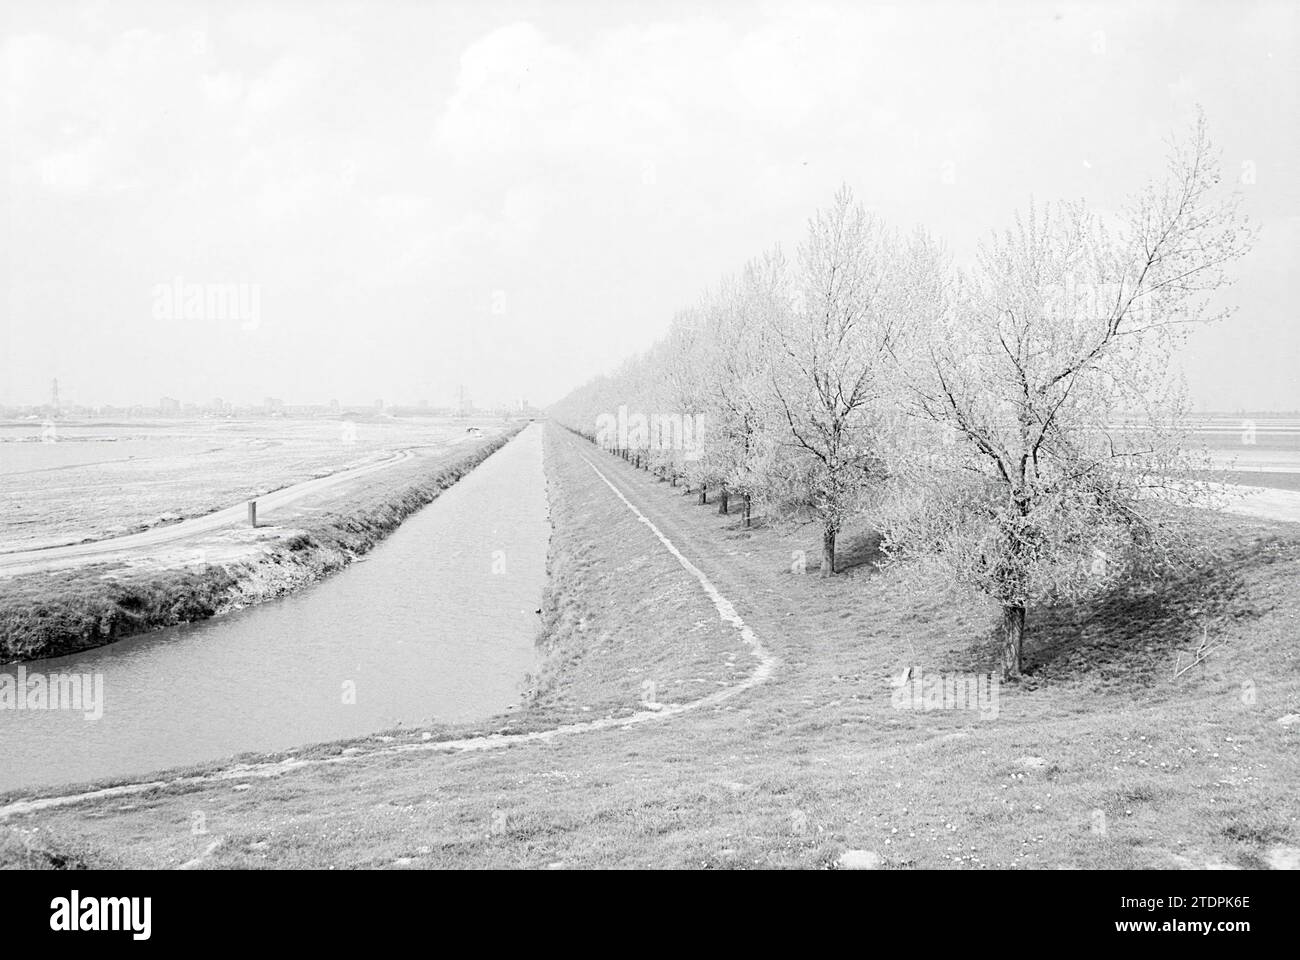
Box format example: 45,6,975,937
1,0,1296,410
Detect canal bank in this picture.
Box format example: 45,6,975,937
0,426,525,664
0,424,550,792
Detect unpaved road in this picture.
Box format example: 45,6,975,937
0,446,421,576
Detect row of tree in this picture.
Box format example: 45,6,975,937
550,114,1255,678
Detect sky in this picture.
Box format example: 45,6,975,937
1,0,1297,411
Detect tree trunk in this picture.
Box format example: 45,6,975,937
699,484,707,505
718,485,729,515
820,526,836,577
1001,603,1025,679
743,494,751,527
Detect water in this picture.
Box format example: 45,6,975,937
0,425,549,793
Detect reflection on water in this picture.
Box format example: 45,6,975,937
0,426,548,793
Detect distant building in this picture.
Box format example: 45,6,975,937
159,396,180,415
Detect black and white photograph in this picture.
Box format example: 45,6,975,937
0,0,1296,937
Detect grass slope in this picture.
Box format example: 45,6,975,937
1,423,1297,869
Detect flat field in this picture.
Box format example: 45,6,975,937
0,416,502,551
1189,416,1300,489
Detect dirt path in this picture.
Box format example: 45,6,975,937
0,430,779,819
0,447,422,575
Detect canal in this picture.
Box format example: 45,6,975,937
0,425,549,793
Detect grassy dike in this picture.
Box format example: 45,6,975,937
0,428,523,663
2,422,1299,869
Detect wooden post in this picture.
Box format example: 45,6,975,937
248,500,258,528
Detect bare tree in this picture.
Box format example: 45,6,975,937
882,113,1255,678
767,186,907,575
695,250,787,524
